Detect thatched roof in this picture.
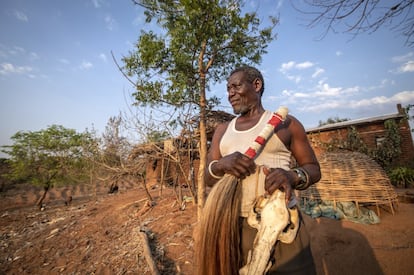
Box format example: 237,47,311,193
129,141,165,160
129,110,235,161
299,151,398,214
192,110,235,140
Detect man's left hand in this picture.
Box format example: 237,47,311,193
263,167,295,204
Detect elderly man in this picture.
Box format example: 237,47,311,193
205,66,321,274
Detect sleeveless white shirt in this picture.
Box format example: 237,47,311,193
220,110,294,217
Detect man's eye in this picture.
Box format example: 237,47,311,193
227,83,243,93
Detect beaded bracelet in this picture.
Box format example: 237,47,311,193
208,160,223,179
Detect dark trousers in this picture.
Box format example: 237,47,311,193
240,213,316,275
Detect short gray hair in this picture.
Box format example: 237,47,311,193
229,66,264,95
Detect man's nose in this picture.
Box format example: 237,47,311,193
227,88,237,95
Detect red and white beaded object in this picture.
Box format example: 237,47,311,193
244,106,288,159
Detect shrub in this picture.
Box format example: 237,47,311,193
388,167,414,188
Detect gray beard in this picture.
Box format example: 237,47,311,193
233,105,249,115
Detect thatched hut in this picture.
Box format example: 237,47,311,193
128,110,236,186
185,110,235,141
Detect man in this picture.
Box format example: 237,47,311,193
205,66,321,274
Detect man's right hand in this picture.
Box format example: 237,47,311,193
214,152,256,179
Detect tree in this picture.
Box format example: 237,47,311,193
122,0,278,217
404,103,414,133
294,0,414,47
318,116,350,126
371,119,402,168
1,125,98,208
346,126,367,153
101,115,131,166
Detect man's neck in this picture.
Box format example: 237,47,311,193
239,105,265,119
235,106,266,131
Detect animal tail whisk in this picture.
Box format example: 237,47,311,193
196,174,242,275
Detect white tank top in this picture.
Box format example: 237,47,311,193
220,110,294,217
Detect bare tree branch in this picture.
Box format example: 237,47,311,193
293,0,414,47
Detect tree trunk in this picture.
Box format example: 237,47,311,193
140,176,153,203
36,185,50,209
159,156,165,197
197,73,208,220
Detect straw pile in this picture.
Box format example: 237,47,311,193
299,151,398,216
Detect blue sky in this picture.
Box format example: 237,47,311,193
1,0,413,157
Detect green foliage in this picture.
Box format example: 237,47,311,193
124,0,278,108
311,126,367,153
1,125,98,189
146,129,169,143
404,104,414,133
101,115,131,166
371,119,401,168
346,126,368,153
388,167,414,188
318,116,350,126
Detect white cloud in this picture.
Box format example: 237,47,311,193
133,14,145,26
0,46,39,62
91,0,106,8
312,68,324,78
314,82,342,97
29,52,39,61
280,61,314,73
14,10,28,22
279,61,318,83
354,96,389,107
391,52,413,63
276,0,284,9
281,89,293,97
59,58,70,64
391,52,414,73
9,46,25,56
280,61,295,73
0,62,33,75
302,101,343,112
286,74,301,83
313,81,360,98
390,90,414,102
336,51,343,56
296,61,314,69
105,15,117,31
398,61,414,73
301,90,414,113
293,92,310,98
99,53,107,62
366,78,391,91
80,61,93,70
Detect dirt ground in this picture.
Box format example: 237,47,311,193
1,182,413,275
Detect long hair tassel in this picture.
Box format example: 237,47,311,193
197,174,241,275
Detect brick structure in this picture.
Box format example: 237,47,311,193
306,104,414,167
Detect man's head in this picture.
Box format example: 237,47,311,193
227,66,264,115
228,66,265,96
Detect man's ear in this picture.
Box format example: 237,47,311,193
253,78,262,93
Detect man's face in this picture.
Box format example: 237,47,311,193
226,71,258,115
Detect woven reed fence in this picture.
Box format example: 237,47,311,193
299,151,398,216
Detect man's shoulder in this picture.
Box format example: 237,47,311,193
217,120,231,131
